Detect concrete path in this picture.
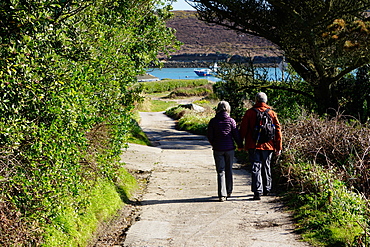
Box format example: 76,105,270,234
121,112,311,247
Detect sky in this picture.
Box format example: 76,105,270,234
170,0,196,10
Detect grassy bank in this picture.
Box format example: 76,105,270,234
140,78,210,94
165,101,215,135
277,114,370,246
44,168,137,246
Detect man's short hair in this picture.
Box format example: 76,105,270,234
255,92,268,103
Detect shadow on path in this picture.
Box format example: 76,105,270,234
139,195,256,205
139,112,210,150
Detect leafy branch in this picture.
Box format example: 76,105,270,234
239,84,315,100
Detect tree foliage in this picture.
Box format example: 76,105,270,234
187,0,370,115
0,0,180,245
213,62,316,123
333,65,370,122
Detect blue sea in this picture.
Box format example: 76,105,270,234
146,68,219,82
146,67,288,82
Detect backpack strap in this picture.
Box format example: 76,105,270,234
252,108,261,125
252,107,270,111
252,107,259,114
252,108,270,114
262,109,273,122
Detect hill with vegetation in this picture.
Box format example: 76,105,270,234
164,11,282,64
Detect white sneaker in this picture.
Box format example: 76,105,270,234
219,197,226,202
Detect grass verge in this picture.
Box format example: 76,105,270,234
279,162,368,246
165,100,215,135
127,114,152,145
137,98,179,112
141,78,210,93
43,167,137,247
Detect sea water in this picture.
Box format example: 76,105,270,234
146,67,289,82
146,67,220,82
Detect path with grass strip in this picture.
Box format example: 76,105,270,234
121,111,311,247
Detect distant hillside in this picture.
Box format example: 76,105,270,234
165,11,282,60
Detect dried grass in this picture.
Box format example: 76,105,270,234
0,201,40,246
281,112,370,197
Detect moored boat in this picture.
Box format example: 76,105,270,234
194,62,219,77
194,68,213,76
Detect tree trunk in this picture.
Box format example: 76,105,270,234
289,61,340,116
313,80,339,116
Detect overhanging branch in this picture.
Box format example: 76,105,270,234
239,84,315,100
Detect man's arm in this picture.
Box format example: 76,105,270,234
272,111,282,154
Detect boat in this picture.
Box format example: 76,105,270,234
194,62,219,77
194,68,213,77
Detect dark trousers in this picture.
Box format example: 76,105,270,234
248,149,273,194
213,150,234,198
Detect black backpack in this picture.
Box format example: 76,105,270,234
252,108,275,144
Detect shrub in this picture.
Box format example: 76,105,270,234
277,114,370,246
280,162,368,246
165,105,214,135
168,86,212,98
280,113,370,197
0,0,179,245
141,79,209,93
213,62,316,124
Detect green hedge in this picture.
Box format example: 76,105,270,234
141,79,209,93
0,1,180,245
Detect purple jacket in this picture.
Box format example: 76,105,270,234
207,111,243,151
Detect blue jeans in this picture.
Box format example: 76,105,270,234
248,149,273,195
213,150,234,198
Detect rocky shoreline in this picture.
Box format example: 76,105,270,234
158,53,283,68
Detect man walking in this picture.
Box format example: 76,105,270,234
239,92,282,200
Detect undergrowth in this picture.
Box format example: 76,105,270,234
0,120,140,246
167,84,213,98
43,168,137,246
280,162,368,246
277,113,370,246
281,113,370,196
136,97,178,112
141,79,209,93
127,117,152,146
165,100,215,135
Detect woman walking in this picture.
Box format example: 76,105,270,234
207,101,243,202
